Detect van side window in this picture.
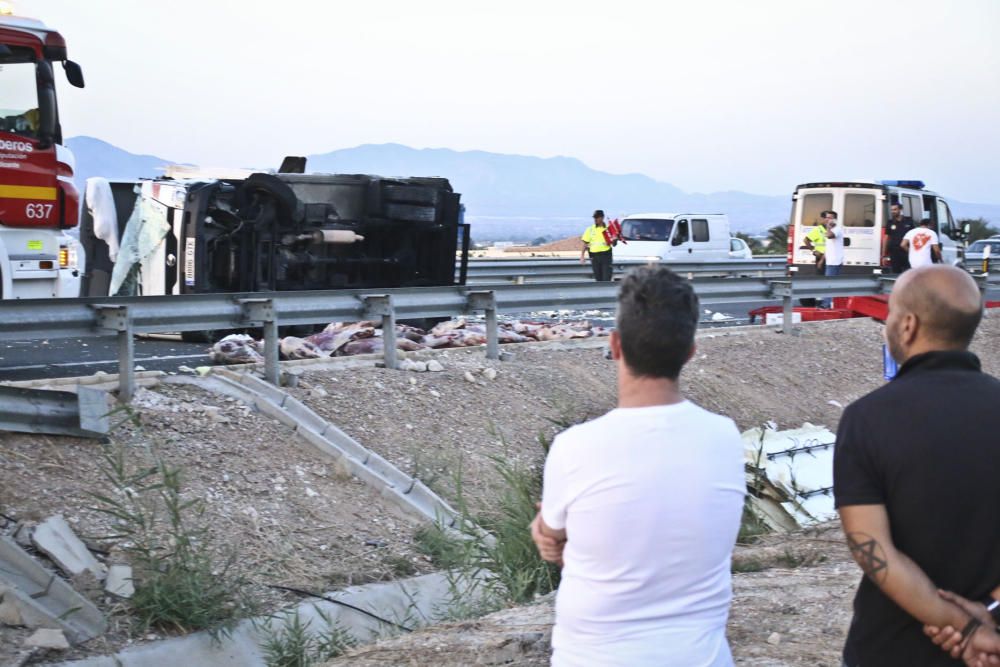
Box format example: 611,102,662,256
844,194,876,227
692,219,710,242
801,193,833,227
902,195,920,221
674,220,690,244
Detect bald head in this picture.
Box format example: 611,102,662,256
891,265,983,350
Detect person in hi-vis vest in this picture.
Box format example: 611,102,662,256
580,210,615,281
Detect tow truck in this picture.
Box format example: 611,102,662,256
0,3,85,298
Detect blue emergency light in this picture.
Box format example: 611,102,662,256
880,180,926,189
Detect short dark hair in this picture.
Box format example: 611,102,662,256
616,267,699,379
821,210,838,219
593,209,605,218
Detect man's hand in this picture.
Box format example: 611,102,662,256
579,255,587,265
924,590,1000,664
530,504,566,566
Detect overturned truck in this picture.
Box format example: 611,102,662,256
81,168,469,310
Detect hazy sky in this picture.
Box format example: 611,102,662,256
17,0,1000,203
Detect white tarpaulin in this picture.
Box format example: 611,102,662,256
742,423,837,526
85,177,119,262
108,193,170,297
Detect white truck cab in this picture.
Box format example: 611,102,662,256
614,213,734,262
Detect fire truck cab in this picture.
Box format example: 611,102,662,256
0,6,85,298
788,180,964,274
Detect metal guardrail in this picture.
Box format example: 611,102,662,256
0,274,899,403
465,257,785,283
0,385,109,437
0,272,994,404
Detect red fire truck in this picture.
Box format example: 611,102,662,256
0,5,84,298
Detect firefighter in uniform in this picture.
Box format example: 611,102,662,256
580,210,615,281
803,222,827,273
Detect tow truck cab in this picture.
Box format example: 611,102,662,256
0,8,85,298
788,180,964,275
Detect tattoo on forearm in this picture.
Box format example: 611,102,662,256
847,532,889,585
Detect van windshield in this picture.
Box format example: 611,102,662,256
622,218,673,241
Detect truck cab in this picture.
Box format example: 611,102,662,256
613,213,733,262
0,9,85,298
788,180,964,274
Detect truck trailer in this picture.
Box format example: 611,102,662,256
80,168,470,338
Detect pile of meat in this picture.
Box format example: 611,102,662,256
209,318,611,364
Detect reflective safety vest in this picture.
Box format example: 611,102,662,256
806,226,827,253
582,224,612,253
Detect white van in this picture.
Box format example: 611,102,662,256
788,180,965,275
614,213,733,262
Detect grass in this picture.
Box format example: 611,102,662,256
257,609,355,667
90,442,256,635
416,430,564,618
737,497,771,544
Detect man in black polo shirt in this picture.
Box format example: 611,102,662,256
882,203,915,274
834,265,1000,666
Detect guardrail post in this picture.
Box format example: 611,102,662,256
239,298,279,386
467,290,499,360
93,304,135,402
363,295,397,369
768,280,798,336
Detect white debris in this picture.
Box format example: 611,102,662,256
305,487,319,498
104,565,134,599
767,632,782,646
24,628,70,650
31,515,107,580
463,371,477,383
827,399,844,408
399,359,428,372
177,365,196,374
426,360,445,372
711,312,734,322
742,424,837,527
482,368,498,381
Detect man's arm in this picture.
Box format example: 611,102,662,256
901,238,911,251
530,508,567,565
841,505,1000,659
933,243,942,263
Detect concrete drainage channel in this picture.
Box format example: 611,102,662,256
50,571,482,667
19,365,495,666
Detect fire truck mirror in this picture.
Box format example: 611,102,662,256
63,60,85,88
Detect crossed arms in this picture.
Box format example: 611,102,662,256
840,504,1000,665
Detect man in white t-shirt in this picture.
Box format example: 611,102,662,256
901,219,941,269
530,266,746,667
822,210,845,276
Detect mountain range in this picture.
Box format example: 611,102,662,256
67,136,1000,241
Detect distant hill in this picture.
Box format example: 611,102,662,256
66,137,1000,239
305,143,791,233
67,136,174,188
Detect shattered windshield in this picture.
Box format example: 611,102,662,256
0,56,40,140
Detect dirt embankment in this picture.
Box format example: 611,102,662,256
1,312,997,664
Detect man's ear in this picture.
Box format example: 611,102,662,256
901,312,919,347
609,330,623,360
